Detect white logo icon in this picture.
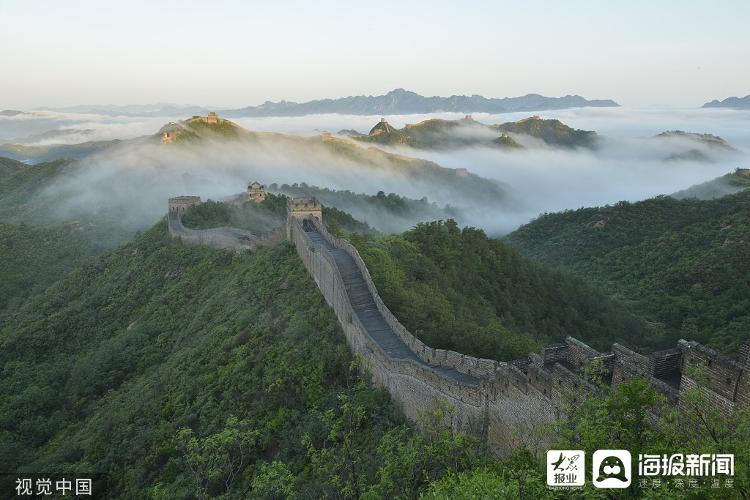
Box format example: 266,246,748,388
546,450,585,487
593,449,632,488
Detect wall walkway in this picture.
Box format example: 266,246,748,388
168,212,283,251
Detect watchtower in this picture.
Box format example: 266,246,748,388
247,181,267,203
168,196,202,215
206,111,219,124
287,197,323,238
161,130,179,144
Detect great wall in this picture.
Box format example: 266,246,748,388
168,188,750,455
167,195,284,251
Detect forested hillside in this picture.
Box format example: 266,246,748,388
350,220,648,360
1,214,747,497
672,168,750,200
507,191,750,354
0,157,68,221
0,221,495,498
350,116,595,150
0,156,136,248
0,223,102,314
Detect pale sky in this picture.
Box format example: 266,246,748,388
1,0,748,109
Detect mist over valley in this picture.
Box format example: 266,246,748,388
2,105,746,236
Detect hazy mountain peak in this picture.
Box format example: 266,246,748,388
702,95,750,109
654,130,736,151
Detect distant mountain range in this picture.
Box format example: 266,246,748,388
222,89,619,117
702,95,750,109
43,89,619,118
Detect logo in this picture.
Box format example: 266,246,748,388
592,449,631,488
546,450,585,488
636,453,735,489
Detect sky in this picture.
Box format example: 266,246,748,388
1,0,749,109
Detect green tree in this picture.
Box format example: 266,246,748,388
174,416,260,498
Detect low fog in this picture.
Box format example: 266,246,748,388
34,135,509,235
6,107,750,237
411,140,744,232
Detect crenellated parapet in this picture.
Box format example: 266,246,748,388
677,340,750,415
168,196,202,214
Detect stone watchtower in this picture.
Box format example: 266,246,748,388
206,111,219,124
168,196,202,215
161,130,179,144
246,181,267,203
286,197,323,238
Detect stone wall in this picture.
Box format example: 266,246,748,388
288,217,487,438
168,211,284,252
310,220,500,380
678,340,748,416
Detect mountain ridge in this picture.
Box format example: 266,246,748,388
350,115,597,150
702,95,750,109
506,189,750,354
44,89,620,117
672,168,750,199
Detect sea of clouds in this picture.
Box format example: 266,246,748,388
3,106,748,235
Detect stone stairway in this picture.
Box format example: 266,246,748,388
303,223,479,386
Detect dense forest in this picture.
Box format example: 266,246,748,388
507,190,750,354
0,223,101,314
349,219,649,361
0,157,69,221
0,221,483,498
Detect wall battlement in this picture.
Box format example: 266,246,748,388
168,196,202,214
190,111,220,124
